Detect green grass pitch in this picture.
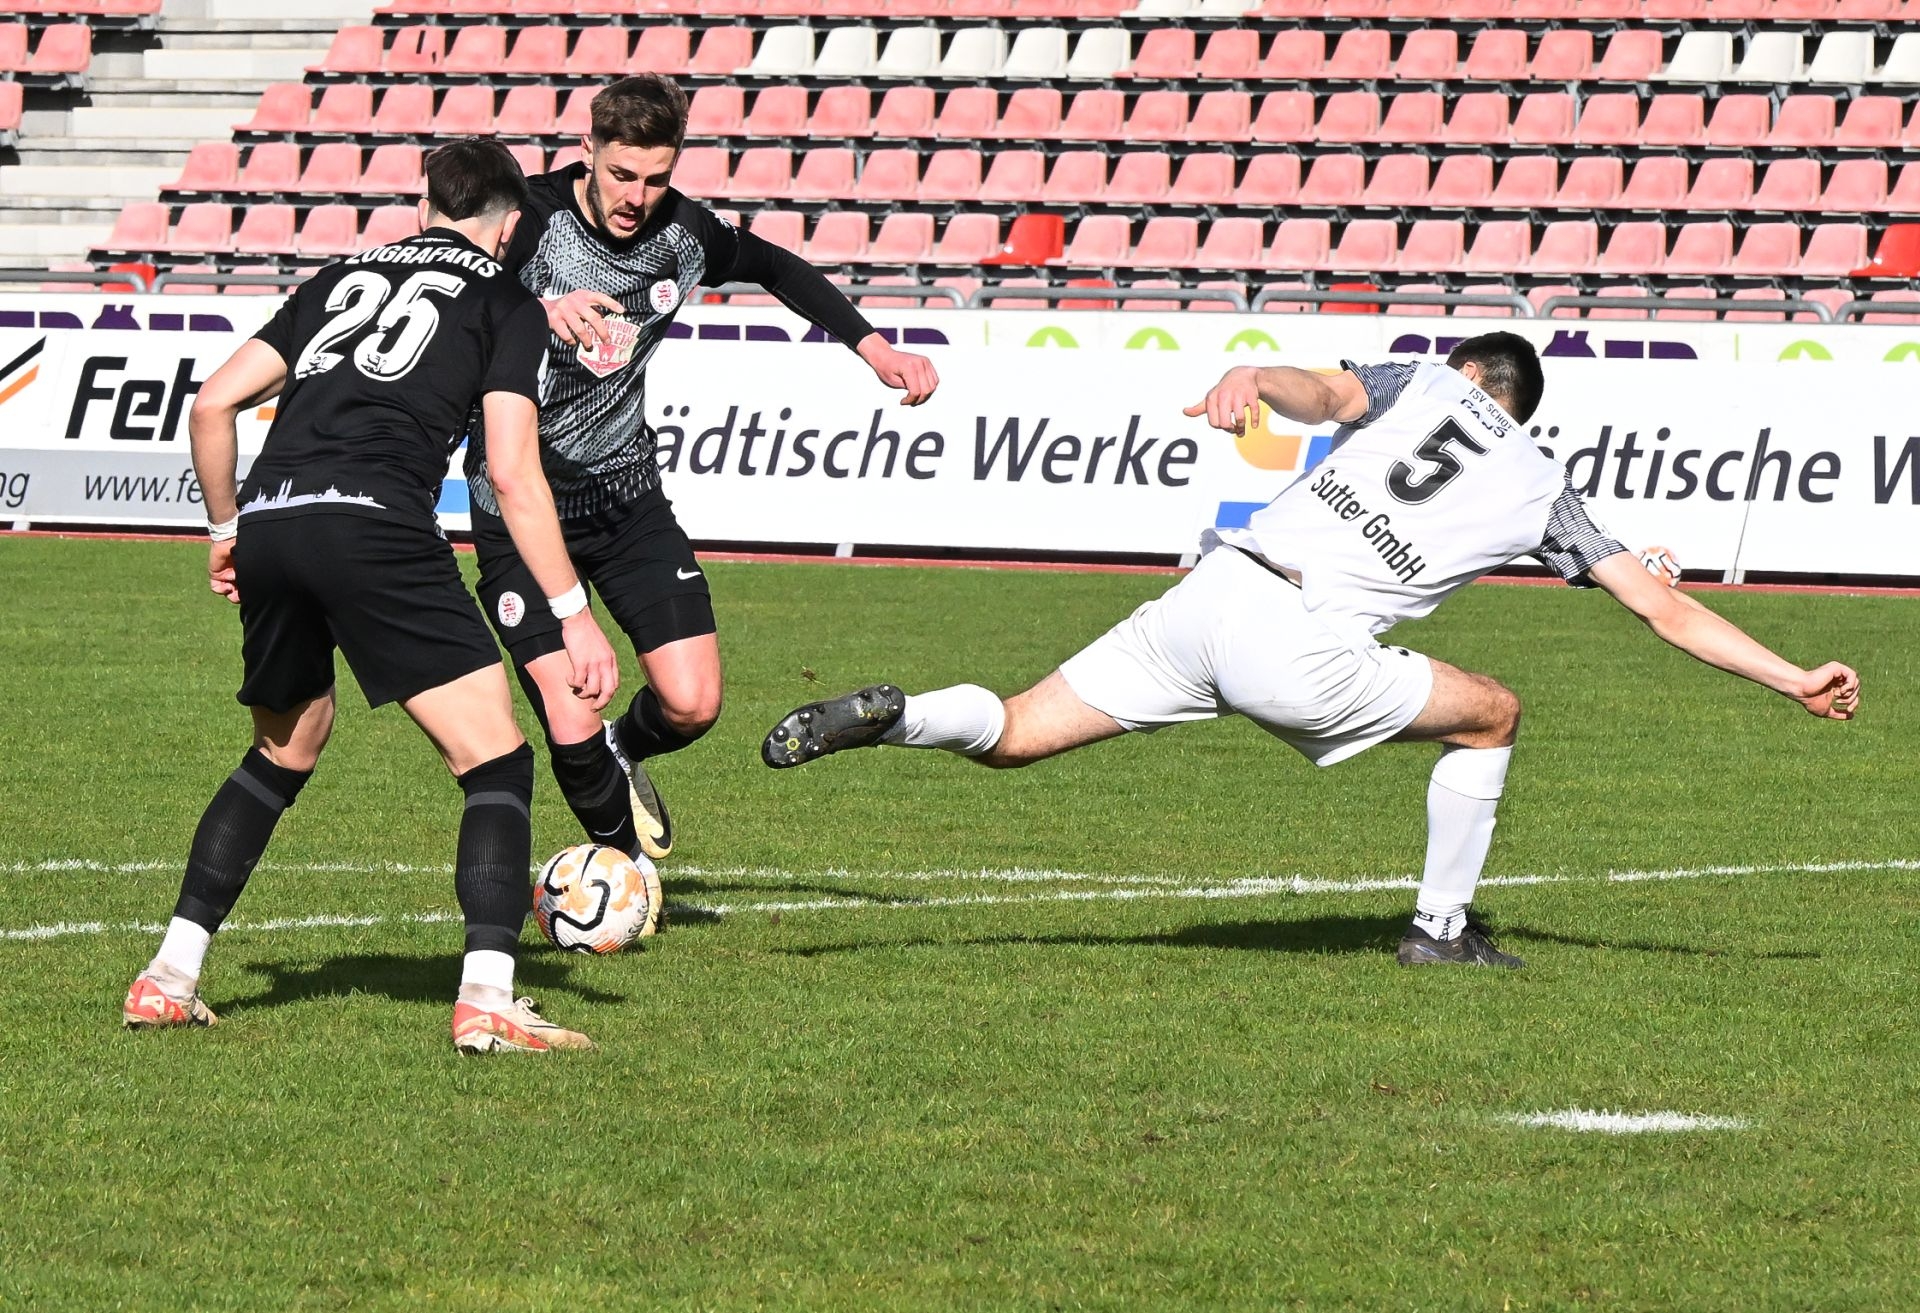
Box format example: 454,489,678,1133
2,535,1918,1311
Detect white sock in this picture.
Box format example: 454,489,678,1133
879,684,1007,756
150,917,212,983
1412,745,1512,941
460,949,515,999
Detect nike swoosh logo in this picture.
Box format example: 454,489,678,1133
676,568,701,580
587,826,624,839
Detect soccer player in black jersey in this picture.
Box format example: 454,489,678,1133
466,74,940,866
123,140,623,1055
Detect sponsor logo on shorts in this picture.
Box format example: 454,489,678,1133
576,316,640,378
498,591,525,628
648,279,681,315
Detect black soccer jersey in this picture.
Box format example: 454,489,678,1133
239,228,546,528
466,165,873,520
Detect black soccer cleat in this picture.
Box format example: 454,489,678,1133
762,684,906,768
1396,918,1525,969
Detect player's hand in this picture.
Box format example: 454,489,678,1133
544,290,626,348
1794,662,1860,720
208,539,239,605
1183,366,1262,436
857,334,939,406
560,610,620,711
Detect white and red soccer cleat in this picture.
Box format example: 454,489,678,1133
122,969,219,1030
451,993,594,1055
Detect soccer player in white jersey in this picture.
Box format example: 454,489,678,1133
759,333,1860,967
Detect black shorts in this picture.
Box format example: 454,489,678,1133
235,513,502,713
472,486,716,665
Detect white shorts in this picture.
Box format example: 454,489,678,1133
1058,547,1434,767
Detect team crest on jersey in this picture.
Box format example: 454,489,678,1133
498,591,525,628
576,315,640,378
648,279,682,315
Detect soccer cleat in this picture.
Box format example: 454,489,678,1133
122,970,219,1029
1396,919,1525,969
452,994,595,1054
761,683,906,769
604,719,672,864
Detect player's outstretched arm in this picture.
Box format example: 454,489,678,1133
483,391,620,711
1587,552,1860,720
1183,365,1369,435
188,339,287,604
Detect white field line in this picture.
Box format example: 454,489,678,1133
1500,1109,1750,1133
0,856,1913,945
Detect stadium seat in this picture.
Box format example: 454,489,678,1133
557,87,594,136
1190,91,1252,141
1235,152,1302,206
1130,216,1200,267
1688,156,1757,209
368,84,432,136
934,212,1000,263
748,26,816,77
936,88,1000,141
384,25,444,75
1299,154,1366,207
748,209,805,255
1734,32,1805,84
1326,28,1391,80
1195,216,1266,269
1767,94,1835,148
1266,218,1331,271
1362,153,1430,208
874,86,935,137
814,25,880,78
1131,27,1197,79
1667,222,1739,276
551,145,584,171
804,210,869,263
0,23,25,73
357,143,422,195
689,26,753,77
1512,92,1576,145
876,26,941,79
1379,92,1446,144
1704,95,1771,148
984,87,1057,138
1317,91,1382,143
296,204,360,258
1126,91,1189,142
1397,29,1461,80
507,143,545,178
1252,91,1316,143
1170,152,1236,206
442,25,508,76
1595,30,1662,83
1598,220,1667,274
239,83,310,134
566,25,631,77
671,146,729,198
103,202,169,253
1890,162,1920,211
1730,222,1802,276
1065,27,1131,79
625,26,689,76
1661,31,1734,83
494,86,556,136
1620,155,1688,209
1059,213,1132,267
1107,151,1173,204
855,147,921,201
28,24,89,77
432,85,495,136
237,142,300,193
298,142,361,194
1801,223,1870,276
919,147,983,201
1198,28,1260,80
1004,26,1069,80
1858,290,1920,323
356,205,419,251
166,202,235,254
743,86,808,137
1465,29,1528,82
1328,218,1396,272
315,25,384,74
810,86,870,138
728,147,793,199
687,87,746,137
1396,219,1465,273
1556,155,1622,208
790,147,855,199
1445,93,1509,145
1463,155,1539,210
1259,29,1324,79
1876,33,1920,86
1822,158,1889,211
1807,30,1876,84
1836,96,1903,149
869,212,935,263
1530,29,1594,81
1640,94,1707,147
1059,90,1124,140
234,204,298,255
504,26,568,76
171,142,239,194
1531,220,1599,273
1042,150,1109,203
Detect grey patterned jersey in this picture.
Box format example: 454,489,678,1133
464,167,741,520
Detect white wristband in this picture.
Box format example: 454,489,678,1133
547,583,588,620
208,515,238,542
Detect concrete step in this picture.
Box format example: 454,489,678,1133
158,23,349,47
169,0,374,19
68,104,256,140
29,136,212,154
0,223,112,258
0,165,177,203
16,146,190,168
141,47,329,82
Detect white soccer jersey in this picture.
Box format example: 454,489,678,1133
1204,360,1626,640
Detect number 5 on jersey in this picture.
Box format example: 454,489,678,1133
294,271,466,382
1386,417,1489,505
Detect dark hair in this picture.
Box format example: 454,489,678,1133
424,138,528,220
590,74,689,152
1446,331,1545,422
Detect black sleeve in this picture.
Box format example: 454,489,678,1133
251,286,303,362
482,292,547,403
711,226,876,351
1534,482,1630,587
1338,359,1421,428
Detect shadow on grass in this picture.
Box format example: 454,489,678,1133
666,877,926,906
775,914,1409,959
1498,925,1819,961
218,951,628,1015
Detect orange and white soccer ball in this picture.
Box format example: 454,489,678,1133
1638,545,1682,588
534,844,660,954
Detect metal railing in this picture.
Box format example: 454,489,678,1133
1534,292,1837,322
968,284,1250,311
1250,286,1535,315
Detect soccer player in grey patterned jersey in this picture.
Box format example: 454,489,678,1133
762,334,1861,968
466,75,939,868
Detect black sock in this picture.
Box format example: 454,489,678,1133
614,686,710,761
548,733,639,854
172,749,313,932
456,743,536,957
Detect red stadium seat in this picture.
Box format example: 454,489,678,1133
1378,92,1445,144
1557,156,1623,208
627,26,690,76
1575,93,1640,146
748,209,805,255
1170,153,1235,206
1299,153,1366,207
1445,93,1509,145
504,26,569,76
1400,219,1467,272
1822,159,1889,211
919,148,983,202
507,143,545,178
1767,94,1835,148
1267,218,1331,271
687,86,746,137
1259,30,1324,79
1130,217,1200,268
1532,220,1599,273
166,203,235,254
992,87,1061,138
171,142,239,193
360,205,422,249
1126,91,1189,142
1465,29,1529,82
1131,27,1198,79
869,212,935,263
930,86,994,140
1326,29,1390,80
1598,220,1667,274
1198,29,1260,80
1620,155,1688,209
872,86,934,138
1396,29,1460,80
1464,220,1531,273
1362,153,1430,207
1196,217,1266,269
234,204,298,255
1529,29,1593,81
1801,223,1870,276
855,147,921,201
1730,222,1802,276
239,83,310,134
1252,91,1315,143
935,212,1000,263
550,145,584,172
1483,154,1551,207
1835,96,1902,150
0,23,27,73
384,26,445,75
103,202,169,253
433,85,495,136
671,146,729,198
804,210,869,263
790,147,855,199
1059,214,1131,268
976,148,1041,201
1329,218,1398,271
1595,29,1662,82
727,146,793,199
690,26,753,76
1190,91,1252,142
1512,93,1576,145
1235,152,1302,206
1107,151,1173,204
1688,157,1757,209
237,141,300,192
810,85,871,138
1641,94,1707,148
298,142,362,194
29,24,90,76
557,87,594,136
1041,150,1107,203
1059,90,1124,140
356,144,422,195
316,25,385,74
1317,91,1382,143
744,85,809,137
296,204,361,258
565,25,631,76
366,84,430,135
442,25,508,75
494,86,556,136
1704,95,1771,148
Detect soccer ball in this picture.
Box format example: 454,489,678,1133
533,844,659,954
1638,545,1682,588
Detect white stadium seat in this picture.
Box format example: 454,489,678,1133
941,27,1008,79
812,26,879,79
876,27,942,80
747,26,815,78
1004,27,1069,81
1734,33,1805,85
1660,31,1735,83
1806,31,1876,85
1065,28,1132,81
